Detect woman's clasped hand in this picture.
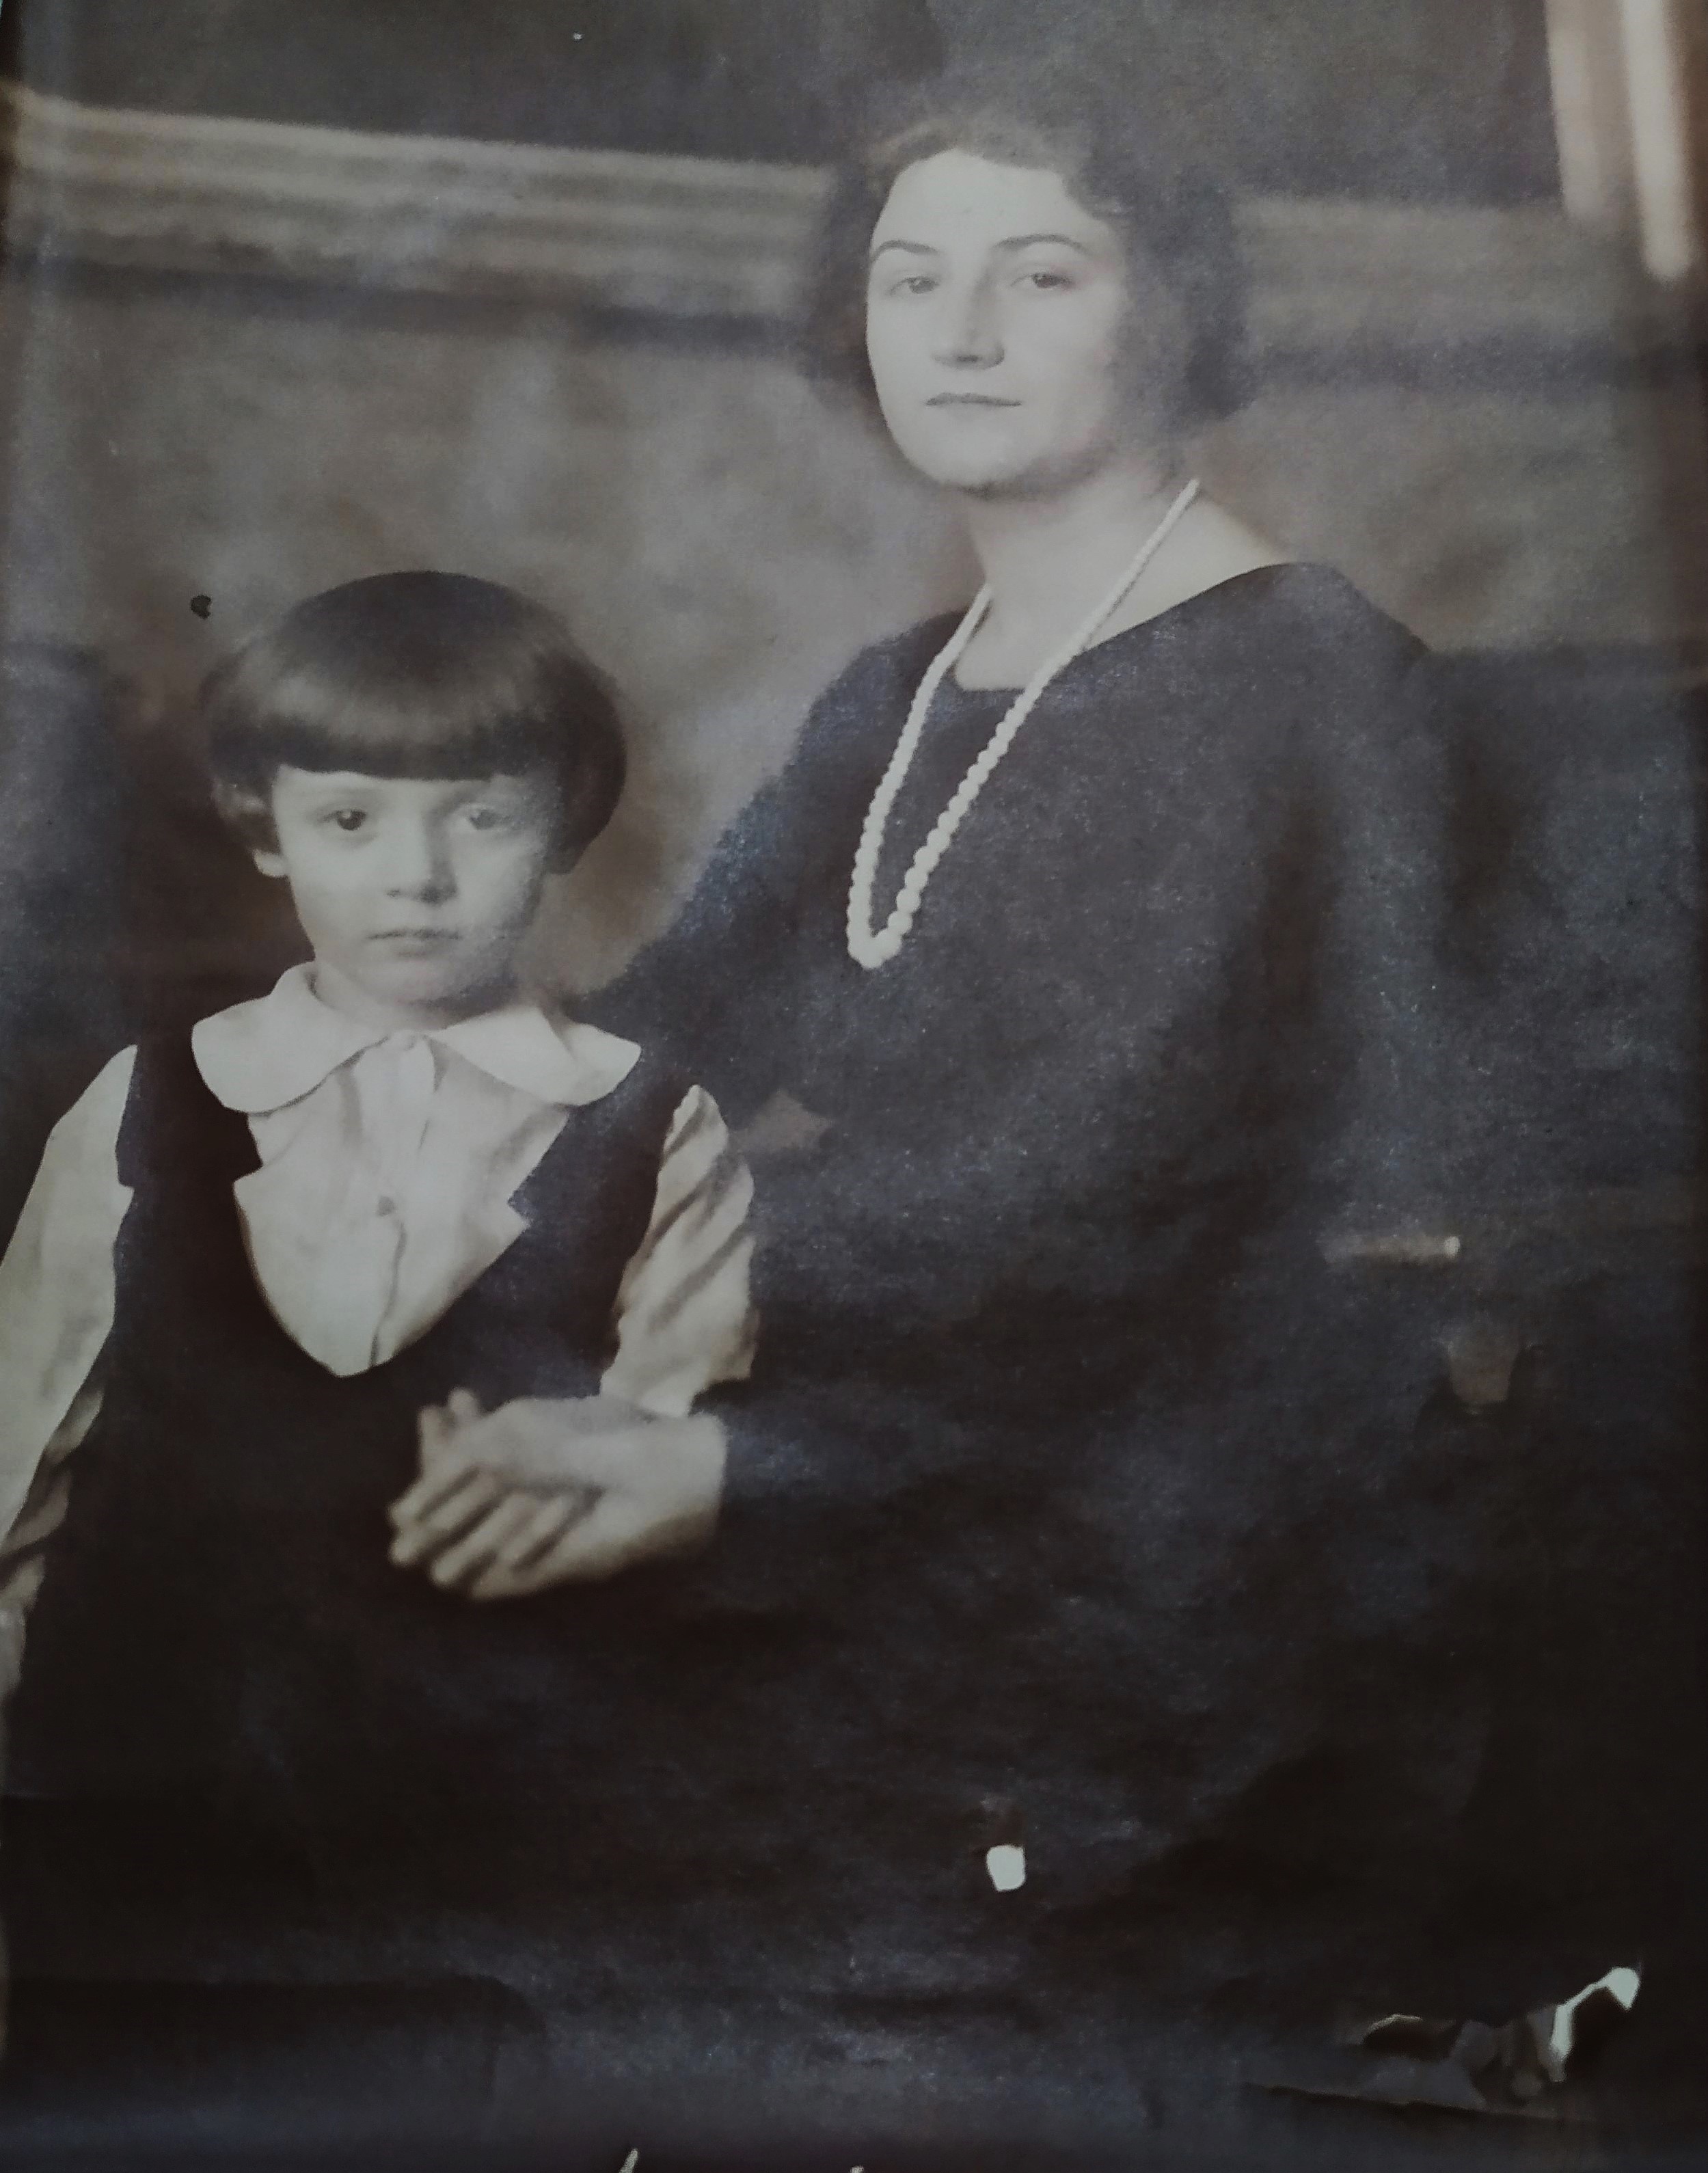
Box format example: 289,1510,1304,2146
388,1388,727,1597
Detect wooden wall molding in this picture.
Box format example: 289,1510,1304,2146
0,82,826,319
0,81,1678,361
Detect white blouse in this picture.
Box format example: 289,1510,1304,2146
0,966,755,1675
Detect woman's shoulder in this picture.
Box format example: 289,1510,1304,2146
804,612,962,721
1058,565,1437,835
1203,569,1446,861
1136,562,1431,757
1256,565,1435,749
1164,562,1426,674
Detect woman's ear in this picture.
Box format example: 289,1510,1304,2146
211,778,285,875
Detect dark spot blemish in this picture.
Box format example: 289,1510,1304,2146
191,595,212,619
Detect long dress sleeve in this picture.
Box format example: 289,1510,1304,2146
588,733,833,1131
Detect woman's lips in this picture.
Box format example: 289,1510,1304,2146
927,392,1021,406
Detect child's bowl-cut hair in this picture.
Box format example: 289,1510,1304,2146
202,571,626,859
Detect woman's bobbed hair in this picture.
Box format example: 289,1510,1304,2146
200,571,626,861
802,67,1251,433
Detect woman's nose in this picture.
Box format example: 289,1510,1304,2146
934,280,1003,368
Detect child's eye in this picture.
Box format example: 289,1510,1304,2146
325,808,368,834
462,806,511,833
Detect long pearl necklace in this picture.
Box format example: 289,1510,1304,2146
846,477,1201,969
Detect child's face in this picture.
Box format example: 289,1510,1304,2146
254,767,565,1027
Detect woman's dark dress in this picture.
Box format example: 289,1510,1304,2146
594,567,1519,2024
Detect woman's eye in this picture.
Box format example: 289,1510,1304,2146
1020,269,1074,291
463,807,509,832
878,273,936,298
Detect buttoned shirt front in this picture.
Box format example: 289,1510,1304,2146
195,966,659,1378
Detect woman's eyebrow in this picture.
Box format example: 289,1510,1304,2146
869,232,1097,265
994,232,1094,255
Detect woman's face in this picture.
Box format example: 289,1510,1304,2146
865,148,1171,498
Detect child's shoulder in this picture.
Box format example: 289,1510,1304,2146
16,1043,140,1237
48,1042,139,1146
187,979,314,1112
528,1011,643,1099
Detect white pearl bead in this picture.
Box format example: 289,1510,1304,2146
845,479,1199,969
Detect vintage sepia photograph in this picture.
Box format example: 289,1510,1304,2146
0,2,1703,2165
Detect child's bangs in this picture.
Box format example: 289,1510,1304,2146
256,710,558,784
212,662,562,787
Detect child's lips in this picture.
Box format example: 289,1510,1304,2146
372,928,460,950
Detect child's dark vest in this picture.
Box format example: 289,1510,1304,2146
1,1031,716,1995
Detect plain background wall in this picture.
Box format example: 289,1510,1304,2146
0,272,1702,993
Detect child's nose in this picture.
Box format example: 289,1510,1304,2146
385,822,455,900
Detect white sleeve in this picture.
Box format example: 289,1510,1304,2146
601,1085,756,1419
0,1046,135,1552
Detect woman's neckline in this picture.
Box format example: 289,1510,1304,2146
947,561,1320,695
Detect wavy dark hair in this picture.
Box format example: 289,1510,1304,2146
802,68,1251,433
201,571,625,861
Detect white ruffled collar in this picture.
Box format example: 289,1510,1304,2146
191,963,639,1114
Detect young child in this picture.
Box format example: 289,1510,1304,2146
0,573,752,2109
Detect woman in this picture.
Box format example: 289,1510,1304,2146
584,75,1507,2040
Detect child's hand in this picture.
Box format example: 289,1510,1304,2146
387,1390,726,1600
390,1388,593,1600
